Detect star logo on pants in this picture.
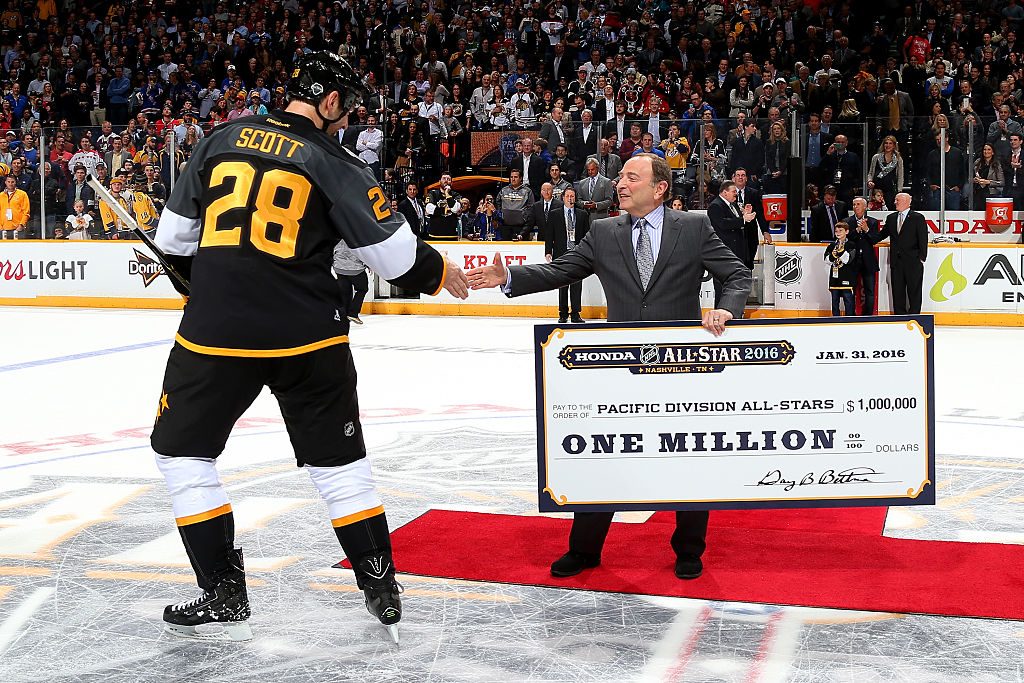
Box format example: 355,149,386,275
155,392,170,422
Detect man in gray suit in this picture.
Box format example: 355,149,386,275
589,138,623,182
467,154,751,580
574,158,615,221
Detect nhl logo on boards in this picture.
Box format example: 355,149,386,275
775,251,803,285
344,421,355,437
128,249,164,287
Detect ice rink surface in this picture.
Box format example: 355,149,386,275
0,307,1023,683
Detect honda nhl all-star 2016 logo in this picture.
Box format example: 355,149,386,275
557,341,796,374
775,251,803,285
129,249,164,287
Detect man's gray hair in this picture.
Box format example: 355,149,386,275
634,153,672,195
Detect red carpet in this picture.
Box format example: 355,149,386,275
381,508,1024,620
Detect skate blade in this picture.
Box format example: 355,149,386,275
164,621,253,642
386,624,399,645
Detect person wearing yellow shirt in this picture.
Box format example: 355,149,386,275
660,124,690,200
0,175,29,239
125,182,160,232
660,123,690,170
36,0,56,21
97,176,133,239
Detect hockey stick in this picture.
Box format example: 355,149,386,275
86,175,191,295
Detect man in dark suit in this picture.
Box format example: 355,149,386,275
846,196,883,315
732,169,772,270
727,119,765,183
821,133,861,205
340,105,368,151
803,112,833,189
546,42,576,82
706,180,756,308
397,181,427,237
544,186,590,323
510,136,548,193
537,108,571,152
525,182,560,242
570,109,603,167
809,185,850,242
879,192,929,314
466,154,751,581
367,84,397,123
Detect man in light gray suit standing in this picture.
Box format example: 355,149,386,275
467,154,751,581
574,158,615,221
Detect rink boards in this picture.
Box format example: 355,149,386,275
1,239,1023,325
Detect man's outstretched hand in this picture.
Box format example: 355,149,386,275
442,254,470,299
467,252,508,290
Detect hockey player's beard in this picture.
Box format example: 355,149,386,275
317,101,348,133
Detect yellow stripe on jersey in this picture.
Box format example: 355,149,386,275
174,333,349,357
176,503,233,527
431,255,448,297
331,505,385,528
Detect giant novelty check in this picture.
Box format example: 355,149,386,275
534,316,935,512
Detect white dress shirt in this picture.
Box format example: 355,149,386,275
630,205,665,263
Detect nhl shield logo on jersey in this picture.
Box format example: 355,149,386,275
344,421,355,437
775,251,803,285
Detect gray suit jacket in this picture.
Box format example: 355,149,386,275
537,120,571,149
587,152,623,181
509,209,751,321
574,173,615,219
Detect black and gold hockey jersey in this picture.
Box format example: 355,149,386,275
154,111,445,356
99,190,160,235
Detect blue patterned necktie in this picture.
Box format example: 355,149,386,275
635,218,654,289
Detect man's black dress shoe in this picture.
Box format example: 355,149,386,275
570,316,586,323
674,555,703,579
558,317,569,323
550,551,601,577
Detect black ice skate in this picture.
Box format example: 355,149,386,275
355,553,403,644
163,548,253,642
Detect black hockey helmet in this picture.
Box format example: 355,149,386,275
288,52,367,119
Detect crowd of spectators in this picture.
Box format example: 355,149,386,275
3,0,1024,240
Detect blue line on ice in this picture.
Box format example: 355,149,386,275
0,340,173,373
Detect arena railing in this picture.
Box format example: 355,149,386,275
10,115,994,242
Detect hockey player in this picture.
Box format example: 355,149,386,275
125,182,160,233
97,176,132,239
150,52,469,644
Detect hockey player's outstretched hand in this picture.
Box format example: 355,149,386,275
443,255,470,299
467,252,507,290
